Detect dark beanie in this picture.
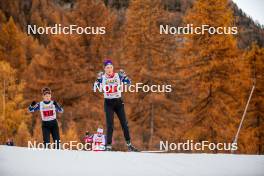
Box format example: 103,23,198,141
103,59,113,67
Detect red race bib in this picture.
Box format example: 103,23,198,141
106,85,118,94
42,110,54,118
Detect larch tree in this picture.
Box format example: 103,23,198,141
69,0,118,136
181,0,247,152
0,17,26,72
24,34,88,131
123,0,177,148
24,0,117,141
239,43,264,154
0,61,30,144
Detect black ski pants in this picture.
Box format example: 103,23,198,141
42,119,60,149
104,98,131,145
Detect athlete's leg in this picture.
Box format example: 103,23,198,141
104,99,115,145
42,122,51,148
50,119,60,149
115,98,131,142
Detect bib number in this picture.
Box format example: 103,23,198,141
106,85,118,94
43,110,54,118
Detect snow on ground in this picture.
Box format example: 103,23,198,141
0,145,263,176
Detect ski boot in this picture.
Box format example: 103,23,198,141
105,145,112,151
126,141,139,152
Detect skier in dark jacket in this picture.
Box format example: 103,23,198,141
94,59,138,151
28,87,63,149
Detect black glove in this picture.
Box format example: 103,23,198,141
53,101,58,107
31,101,36,107
118,69,127,80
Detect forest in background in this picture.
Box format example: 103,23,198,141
0,0,263,154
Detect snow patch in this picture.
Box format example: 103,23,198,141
0,145,263,176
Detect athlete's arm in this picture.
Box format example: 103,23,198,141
28,101,40,112
53,101,64,113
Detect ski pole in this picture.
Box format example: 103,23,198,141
231,83,255,153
